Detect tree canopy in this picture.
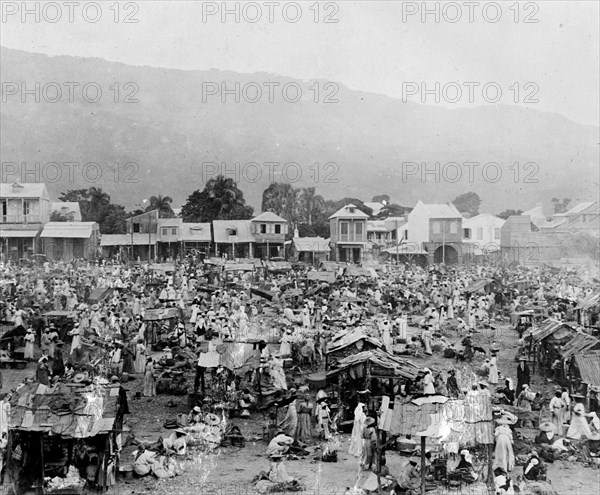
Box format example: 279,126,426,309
452,192,481,218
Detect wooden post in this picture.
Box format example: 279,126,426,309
487,443,494,485
420,436,426,495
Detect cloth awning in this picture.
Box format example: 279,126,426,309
224,263,255,272
0,230,39,238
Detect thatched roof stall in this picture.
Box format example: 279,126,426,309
7,381,128,493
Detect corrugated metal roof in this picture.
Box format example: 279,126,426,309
530,318,575,343
574,352,600,386
421,202,462,218
561,333,600,359
41,222,97,239
326,348,420,379
327,328,383,355
578,292,600,310
9,382,121,437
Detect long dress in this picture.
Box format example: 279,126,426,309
360,425,377,470
24,333,35,359
349,403,366,457
493,425,515,472
296,402,313,443
566,404,592,439
423,372,435,395
488,356,499,385
122,343,135,374
143,362,156,397
134,343,146,373
549,396,565,436
279,403,298,438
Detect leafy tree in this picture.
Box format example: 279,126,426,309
298,187,325,226
452,192,481,218
181,175,253,222
58,189,90,220
497,209,523,220
551,197,571,214
371,194,390,204
146,195,175,218
99,204,128,234
376,203,412,219
261,183,299,224
88,187,111,222
50,210,69,222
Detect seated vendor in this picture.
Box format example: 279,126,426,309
266,431,294,457
396,457,421,495
455,449,478,483
133,447,157,476
162,429,187,456
523,454,545,481
188,406,203,425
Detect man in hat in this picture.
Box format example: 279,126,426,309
516,356,530,395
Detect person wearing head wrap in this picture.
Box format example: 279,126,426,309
422,368,436,395
396,457,421,495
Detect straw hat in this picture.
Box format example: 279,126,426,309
539,421,556,433
496,417,515,425
205,413,220,426
193,406,201,413
365,417,375,427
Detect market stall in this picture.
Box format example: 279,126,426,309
7,380,128,494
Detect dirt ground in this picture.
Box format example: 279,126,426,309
103,320,599,495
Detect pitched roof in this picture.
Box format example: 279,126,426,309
212,220,253,243
529,318,576,343
0,182,48,199
420,202,462,218
329,204,370,219
327,328,383,354
326,348,420,380
565,201,597,215
252,211,287,223
293,237,330,252
561,333,600,359
40,222,98,239
574,352,600,386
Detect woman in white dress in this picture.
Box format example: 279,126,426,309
69,324,82,355
566,402,592,440
24,329,35,360
348,402,366,457
134,339,147,374
488,355,499,385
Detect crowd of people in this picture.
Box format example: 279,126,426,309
0,254,599,494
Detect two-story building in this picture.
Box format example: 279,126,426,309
156,218,212,260
329,204,369,263
399,201,464,265
0,182,50,260
250,212,288,259
462,213,505,258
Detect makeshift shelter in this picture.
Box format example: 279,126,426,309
343,265,376,278
265,261,293,273
143,308,182,346
527,318,577,372
326,349,420,422
463,278,493,294
7,381,127,493
86,286,113,305
577,291,600,328
306,271,336,284
325,328,384,369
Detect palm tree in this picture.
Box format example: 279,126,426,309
299,187,325,225
146,195,175,218
88,187,110,221
261,183,299,224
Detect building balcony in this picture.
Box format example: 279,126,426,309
338,234,366,243
1,215,42,224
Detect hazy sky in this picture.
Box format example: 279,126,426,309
2,0,599,125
